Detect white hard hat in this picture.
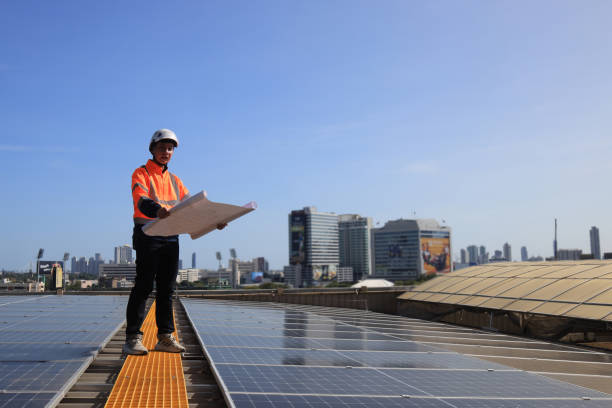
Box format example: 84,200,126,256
149,129,179,152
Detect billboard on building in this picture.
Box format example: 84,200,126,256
290,212,305,264
421,238,451,274
251,271,263,283
38,260,63,275
312,264,337,281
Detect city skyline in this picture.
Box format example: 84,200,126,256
3,2,612,271
2,217,607,272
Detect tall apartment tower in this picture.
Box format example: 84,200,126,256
254,257,269,273
460,249,467,264
503,243,512,262
521,246,528,262
289,207,339,286
479,246,488,264
590,226,601,260
192,252,196,268
114,245,133,264
338,214,372,281
466,245,479,265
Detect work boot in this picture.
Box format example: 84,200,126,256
154,333,185,353
123,334,148,355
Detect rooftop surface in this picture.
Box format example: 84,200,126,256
1,294,611,407
399,261,612,321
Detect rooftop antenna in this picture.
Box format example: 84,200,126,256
553,218,558,260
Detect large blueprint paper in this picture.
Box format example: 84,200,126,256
142,191,256,239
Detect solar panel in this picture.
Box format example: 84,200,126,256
0,361,84,391
231,394,612,408
0,392,55,408
440,399,612,408
216,364,423,396
209,347,361,367
182,298,612,407
0,295,128,407
0,329,111,344
230,394,450,408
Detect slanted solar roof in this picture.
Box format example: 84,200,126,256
399,261,612,321
181,298,612,407
0,295,127,407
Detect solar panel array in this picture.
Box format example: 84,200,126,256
182,298,612,408
0,295,127,408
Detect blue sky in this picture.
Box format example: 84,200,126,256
2,1,612,270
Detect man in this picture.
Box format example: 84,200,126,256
124,129,224,355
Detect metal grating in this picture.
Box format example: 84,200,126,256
104,301,188,408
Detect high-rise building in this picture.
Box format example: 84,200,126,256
114,245,133,264
503,243,512,262
590,226,601,260
87,257,96,275
371,219,451,281
76,257,87,274
71,256,77,274
467,245,479,265
460,249,467,264
192,252,196,269
254,257,269,274
521,246,528,262
289,207,339,286
479,246,488,264
338,214,372,281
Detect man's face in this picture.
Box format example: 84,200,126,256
152,141,175,165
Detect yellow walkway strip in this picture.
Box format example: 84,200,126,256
105,301,188,408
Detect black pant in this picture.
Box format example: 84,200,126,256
126,225,179,336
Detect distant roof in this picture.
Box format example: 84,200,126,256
399,261,612,321
351,279,395,288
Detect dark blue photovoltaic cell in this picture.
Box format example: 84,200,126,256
215,364,426,396
0,361,84,391
0,392,55,408
193,320,366,332
230,394,449,408
383,369,610,398
209,347,361,367
192,325,395,340
442,400,612,408
181,299,612,408
0,295,128,408
215,364,611,399
208,346,509,369
199,333,332,349
0,330,111,344
230,394,612,408
303,338,439,352
0,343,100,361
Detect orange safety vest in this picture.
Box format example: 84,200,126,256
132,159,189,225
